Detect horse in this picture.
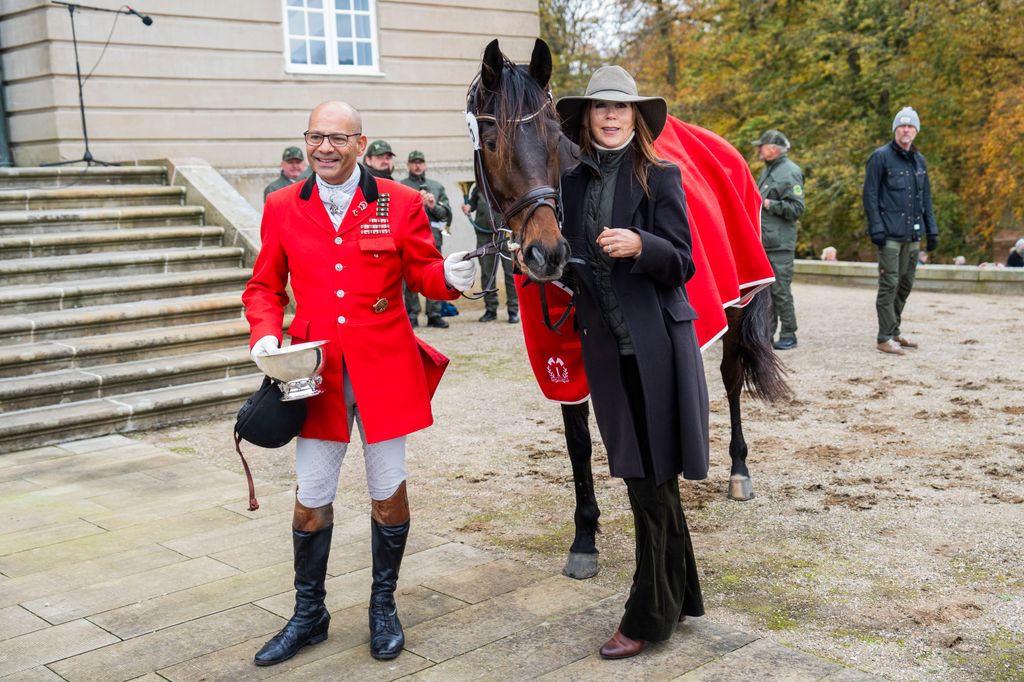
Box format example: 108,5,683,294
466,38,791,580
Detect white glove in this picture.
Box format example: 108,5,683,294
250,335,279,373
443,251,476,292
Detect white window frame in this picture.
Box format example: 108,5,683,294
282,0,383,76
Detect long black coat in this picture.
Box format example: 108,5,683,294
561,152,710,485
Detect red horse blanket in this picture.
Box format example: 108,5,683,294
518,116,774,404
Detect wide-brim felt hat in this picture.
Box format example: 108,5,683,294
555,65,667,145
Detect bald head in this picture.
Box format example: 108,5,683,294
305,101,367,184
308,101,362,130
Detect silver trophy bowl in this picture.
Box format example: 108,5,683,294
257,340,329,401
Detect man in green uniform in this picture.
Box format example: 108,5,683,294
363,139,396,180
263,146,311,202
752,130,805,350
463,184,519,323
400,151,452,328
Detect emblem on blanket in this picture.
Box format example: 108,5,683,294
546,356,570,384
361,193,391,235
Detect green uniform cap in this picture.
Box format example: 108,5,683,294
408,150,426,162
366,140,394,157
281,146,304,161
751,130,790,148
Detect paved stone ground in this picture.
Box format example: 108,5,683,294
0,435,884,681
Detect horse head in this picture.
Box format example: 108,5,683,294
467,39,569,282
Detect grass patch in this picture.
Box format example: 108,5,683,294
969,628,1024,682
167,446,195,454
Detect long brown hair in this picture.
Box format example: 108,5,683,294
578,101,669,196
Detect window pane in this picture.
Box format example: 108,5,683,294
287,0,302,6
290,39,308,64
336,0,351,9
354,0,368,11
356,41,372,66
355,15,370,38
308,10,325,37
310,39,326,64
308,0,323,7
337,41,354,65
288,10,305,35
336,14,352,38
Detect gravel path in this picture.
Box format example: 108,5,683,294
137,281,1024,681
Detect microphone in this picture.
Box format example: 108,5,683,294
126,6,153,25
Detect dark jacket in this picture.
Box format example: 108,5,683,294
467,185,495,233
561,150,710,484
400,173,452,228
863,141,938,243
756,155,804,253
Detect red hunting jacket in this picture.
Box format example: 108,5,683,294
243,167,458,443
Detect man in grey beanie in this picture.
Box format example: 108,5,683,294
862,106,938,355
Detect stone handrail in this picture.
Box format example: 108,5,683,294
794,259,1024,295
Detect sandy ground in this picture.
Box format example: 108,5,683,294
137,281,1024,681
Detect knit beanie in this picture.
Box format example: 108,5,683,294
892,107,920,132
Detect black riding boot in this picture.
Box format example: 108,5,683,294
254,524,333,666
368,518,409,660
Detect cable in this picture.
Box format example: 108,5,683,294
82,6,125,86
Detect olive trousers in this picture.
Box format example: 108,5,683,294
875,239,919,343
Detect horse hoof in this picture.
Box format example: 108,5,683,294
563,552,599,580
727,475,755,501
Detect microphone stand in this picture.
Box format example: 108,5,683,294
44,2,151,166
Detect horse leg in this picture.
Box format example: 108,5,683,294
560,401,600,579
720,290,792,501
722,309,755,501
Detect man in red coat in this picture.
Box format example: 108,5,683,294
243,101,475,666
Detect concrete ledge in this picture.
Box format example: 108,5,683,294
140,158,262,266
794,259,1024,295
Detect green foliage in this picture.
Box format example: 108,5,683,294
571,0,1024,262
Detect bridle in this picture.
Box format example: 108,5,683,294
462,73,574,333
462,76,561,270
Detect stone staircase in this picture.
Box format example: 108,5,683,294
0,166,261,453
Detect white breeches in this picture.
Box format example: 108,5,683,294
294,366,406,507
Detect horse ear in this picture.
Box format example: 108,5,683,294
481,39,503,91
529,38,552,91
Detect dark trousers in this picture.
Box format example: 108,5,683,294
767,250,797,340
476,231,518,315
618,355,704,642
403,227,444,320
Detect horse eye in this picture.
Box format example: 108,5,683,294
483,139,497,152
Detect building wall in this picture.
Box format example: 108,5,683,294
0,0,539,167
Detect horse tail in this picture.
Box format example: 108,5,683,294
737,288,793,402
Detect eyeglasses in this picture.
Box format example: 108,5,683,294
303,131,362,148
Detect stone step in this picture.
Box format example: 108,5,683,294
0,318,254,378
0,347,254,411
0,246,244,284
0,293,243,344
0,269,251,315
0,373,262,454
0,165,167,188
0,226,225,259
0,205,204,235
0,185,184,210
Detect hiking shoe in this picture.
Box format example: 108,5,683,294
772,337,797,350
479,311,497,322
426,317,449,329
895,336,919,348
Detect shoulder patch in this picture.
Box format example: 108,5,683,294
793,184,803,196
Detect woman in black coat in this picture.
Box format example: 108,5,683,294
555,65,710,659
